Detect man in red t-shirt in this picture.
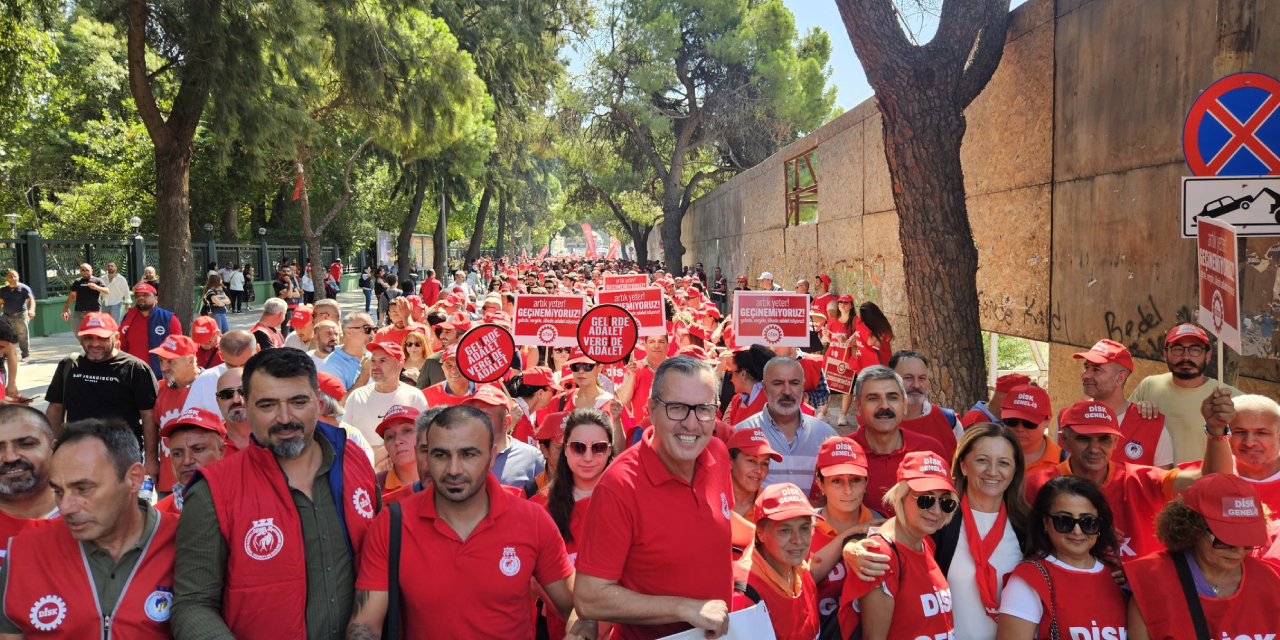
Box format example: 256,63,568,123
888,350,958,462
849,365,945,517
150,335,202,492
576,356,733,640
347,404,578,639
811,273,836,316
616,334,669,431
419,268,442,305
1173,393,1280,519
0,406,58,552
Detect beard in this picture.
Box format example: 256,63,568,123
266,421,311,459
1170,359,1208,380
0,460,44,496
227,405,248,423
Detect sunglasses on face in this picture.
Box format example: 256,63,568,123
216,387,244,400
569,363,595,373
1049,513,1101,535
405,342,422,348
915,494,958,513
567,440,611,456
553,347,572,354
349,325,376,334
1003,418,1041,429
1209,532,1255,551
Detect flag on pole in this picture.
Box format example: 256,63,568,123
292,169,304,201
536,245,549,260
582,224,598,259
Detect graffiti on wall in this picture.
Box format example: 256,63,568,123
978,293,1048,332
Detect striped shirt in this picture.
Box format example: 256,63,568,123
735,407,836,492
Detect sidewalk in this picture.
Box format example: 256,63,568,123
18,290,370,412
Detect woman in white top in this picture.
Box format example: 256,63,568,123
556,352,614,413
227,265,246,314
300,265,315,304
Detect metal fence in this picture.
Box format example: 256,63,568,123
43,240,132,297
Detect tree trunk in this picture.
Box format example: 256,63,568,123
155,145,195,326
465,183,493,267
222,198,238,241
398,168,428,281
635,224,651,265
659,195,683,271
495,191,507,260
433,192,448,278
251,197,267,232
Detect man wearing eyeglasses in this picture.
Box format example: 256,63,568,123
575,356,734,640
1073,339,1173,468
1025,397,1234,560
320,312,377,392
1129,323,1241,464
214,367,251,451
181,330,258,416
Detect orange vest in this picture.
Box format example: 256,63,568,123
743,546,820,640
4,511,177,639
193,424,377,638
1128,550,1280,639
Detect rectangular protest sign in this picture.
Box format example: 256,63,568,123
1196,217,1240,352
732,291,811,348
823,345,854,394
657,603,776,640
512,295,588,347
601,273,649,291
597,287,665,336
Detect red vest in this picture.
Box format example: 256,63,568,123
899,406,958,462
4,511,177,639
1114,410,1166,466
250,322,283,348
726,391,767,427
809,507,876,622
196,427,377,638
1008,560,1126,640
744,547,820,640
838,536,952,640
1128,550,1280,639
155,382,194,492
422,382,472,407
511,412,537,446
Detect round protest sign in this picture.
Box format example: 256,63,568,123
455,324,516,383
576,304,639,365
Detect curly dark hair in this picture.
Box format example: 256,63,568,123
546,408,615,543
1155,498,1210,552
1023,475,1121,569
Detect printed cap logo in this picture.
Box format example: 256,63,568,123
1222,496,1259,519
162,336,178,350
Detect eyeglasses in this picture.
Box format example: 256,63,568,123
1049,514,1102,535
914,494,958,513
216,387,244,400
553,347,572,354
348,325,376,334
567,440,611,456
1208,531,1255,551
653,397,717,422
1166,344,1207,357
405,342,423,348
569,363,596,373
1002,418,1041,429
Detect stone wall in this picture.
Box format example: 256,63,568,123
678,0,1280,412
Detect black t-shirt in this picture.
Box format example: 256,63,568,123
272,277,298,305
47,351,158,437
0,284,33,314
359,273,372,290
71,276,106,311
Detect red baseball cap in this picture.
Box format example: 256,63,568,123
675,344,709,361
484,311,513,327
317,372,346,400
897,451,956,494
726,426,783,462
535,411,569,441
465,384,510,409
1000,384,1051,423
565,348,595,366
837,294,854,303
1058,400,1121,437
375,405,420,438
994,373,1032,394
191,316,219,342
702,304,722,320
753,483,820,524
441,344,458,362
159,407,227,440
438,312,472,333
366,341,404,363
521,366,561,390
1073,339,1133,371
817,274,831,285
288,305,313,328
150,334,198,359
816,436,868,477
1165,323,1210,346
687,323,710,342
133,282,157,295
77,312,118,338
1183,473,1269,547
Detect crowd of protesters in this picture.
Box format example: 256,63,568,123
0,253,1277,640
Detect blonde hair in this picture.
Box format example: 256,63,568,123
883,481,958,528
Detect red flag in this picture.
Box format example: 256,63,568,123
582,224,597,259
605,239,620,260
536,245,549,260
292,170,303,201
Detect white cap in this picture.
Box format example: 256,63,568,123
757,271,774,280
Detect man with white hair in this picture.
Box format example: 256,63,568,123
735,356,836,490
1173,393,1280,517
251,297,288,350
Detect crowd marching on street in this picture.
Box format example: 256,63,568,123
0,253,1278,640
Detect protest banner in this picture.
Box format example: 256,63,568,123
732,291,811,348
823,345,855,394
601,273,649,291
1197,217,1240,379
455,324,516,383
597,286,665,335
577,304,639,364
513,294,588,347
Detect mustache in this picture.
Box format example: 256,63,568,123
269,421,306,436
874,409,896,419
776,394,797,403
0,460,33,475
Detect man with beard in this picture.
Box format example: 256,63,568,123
309,320,339,370
182,330,258,416
0,406,58,551
283,304,315,351
1073,338,1173,467
0,420,178,638
1129,323,1241,464
172,348,378,639
214,367,250,452
889,350,959,461
119,282,183,377
46,312,159,476
415,312,470,389
155,408,227,515
735,357,836,491
346,405,577,639
848,365,945,517
151,335,203,493
342,342,427,464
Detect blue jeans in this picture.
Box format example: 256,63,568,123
211,309,230,333
103,303,122,323
363,289,372,313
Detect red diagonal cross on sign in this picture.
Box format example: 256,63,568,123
1205,94,1280,174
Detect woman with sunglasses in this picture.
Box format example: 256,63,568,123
995,475,1124,640
556,352,614,412
532,408,616,640
839,451,959,640
726,427,784,564
537,346,573,383
1127,474,1280,639
399,329,432,386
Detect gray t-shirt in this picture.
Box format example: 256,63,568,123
490,438,545,488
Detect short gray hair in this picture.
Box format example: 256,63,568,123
314,298,341,318
342,312,375,329
763,356,804,386
1234,394,1280,422
650,356,718,406
854,365,904,399
318,392,344,418
262,297,287,316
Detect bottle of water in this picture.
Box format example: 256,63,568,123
138,476,156,506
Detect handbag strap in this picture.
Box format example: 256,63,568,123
1171,552,1212,640
1028,560,1060,640
383,502,403,640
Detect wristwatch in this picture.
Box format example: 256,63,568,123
1203,422,1232,441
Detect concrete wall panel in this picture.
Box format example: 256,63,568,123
863,113,896,215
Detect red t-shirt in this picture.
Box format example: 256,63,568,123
838,535,953,640
1026,460,1172,560
576,430,735,640
374,325,413,347
851,428,946,517
898,405,958,462
422,382,473,407
625,364,657,426
197,346,223,369
809,507,876,621
330,262,342,283
511,412,537,447
420,278,442,305
530,491,594,640
119,311,183,365
725,391,767,427
154,382,194,492
356,473,573,639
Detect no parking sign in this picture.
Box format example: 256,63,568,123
1183,72,1280,177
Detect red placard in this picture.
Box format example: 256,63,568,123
1197,217,1241,351
577,304,639,365
596,287,665,336
455,324,516,383
823,345,855,394
732,291,811,348
513,294,588,347
601,273,649,291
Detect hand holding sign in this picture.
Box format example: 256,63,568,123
456,324,516,383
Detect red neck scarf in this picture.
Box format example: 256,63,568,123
961,494,1008,621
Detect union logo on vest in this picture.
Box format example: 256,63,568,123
29,594,66,632
244,518,285,561
145,588,173,622
499,547,521,576
352,488,375,519
1125,441,1144,460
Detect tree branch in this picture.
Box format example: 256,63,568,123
833,0,916,88
957,0,1013,108
316,137,375,235
125,0,169,146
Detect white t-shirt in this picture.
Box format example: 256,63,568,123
307,349,330,371
945,508,1024,640
998,555,1106,626
342,382,428,446
283,333,311,352
228,271,246,291
183,364,229,415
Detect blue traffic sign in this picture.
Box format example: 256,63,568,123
1183,72,1280,177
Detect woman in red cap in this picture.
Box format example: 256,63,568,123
732,483,822,640
808,436,883,628
532,408,616,640
996,475,1124,639
840,451,959,640
1127,473,1280,639
726,426,784,563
